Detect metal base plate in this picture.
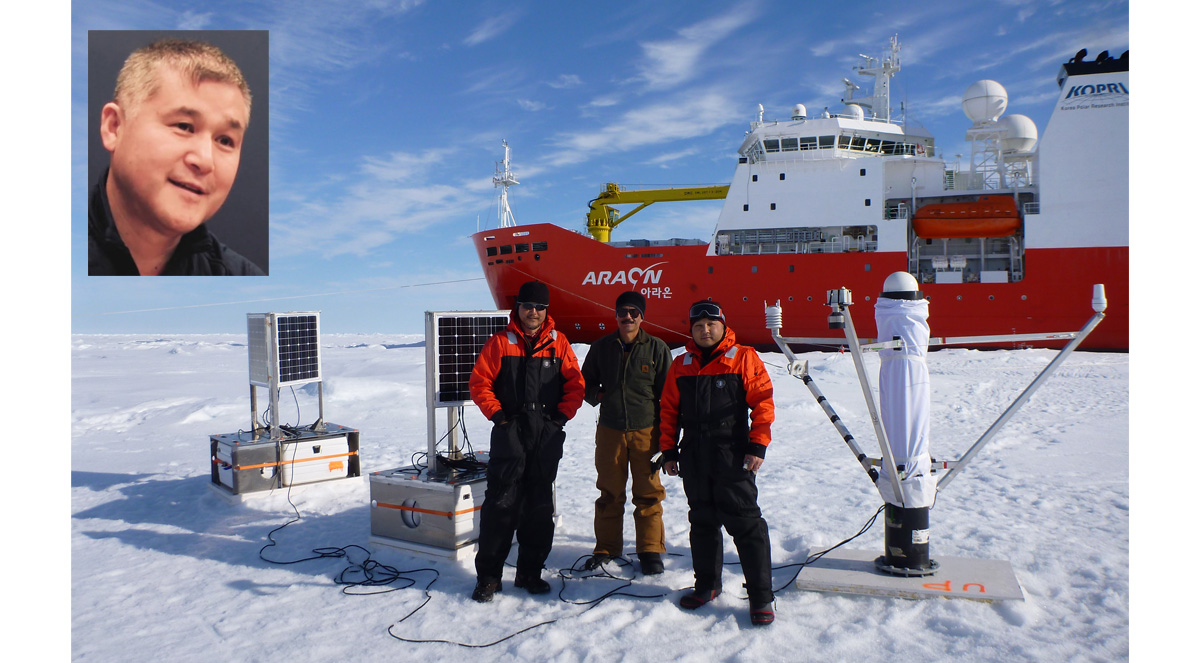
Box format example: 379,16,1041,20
369,534,479,562
793,548,1024,602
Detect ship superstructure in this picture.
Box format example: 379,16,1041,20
473,39,1128,350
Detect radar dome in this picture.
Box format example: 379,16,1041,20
843,104,865,120
997,114,1038,153
792,104,807,120
963,80,1008,123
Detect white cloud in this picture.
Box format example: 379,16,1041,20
584,95,621,109
176,11,213,29
464,13,519,47
647,147,700,167
547,74,582,89
635,4,758,89
549,88,739,166
517,98,547,111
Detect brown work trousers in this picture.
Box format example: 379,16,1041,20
593,424,666,556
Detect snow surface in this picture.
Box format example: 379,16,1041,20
70,334,1129,661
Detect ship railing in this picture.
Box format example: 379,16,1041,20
884,205,908,220
1023,201,1040,215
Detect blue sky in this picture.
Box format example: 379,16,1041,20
68,0,1129,334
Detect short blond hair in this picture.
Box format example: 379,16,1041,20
114,38,252,123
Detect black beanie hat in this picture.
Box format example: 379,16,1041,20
516,281,550,306
615,290,646,316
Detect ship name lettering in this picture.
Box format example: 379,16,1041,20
1065,82,1128,100
581,263,666,287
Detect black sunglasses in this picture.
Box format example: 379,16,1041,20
616,307,641,319
518,302,548,312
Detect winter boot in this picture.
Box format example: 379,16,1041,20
471,578,502,603
638,552,664,575
514,572,551,594
679,585,721,610
750,600,775,626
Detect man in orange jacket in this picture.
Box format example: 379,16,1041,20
659,300,776,626
468,281,585,602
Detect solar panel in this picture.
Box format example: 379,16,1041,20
247,312,322,388
427,311,509,405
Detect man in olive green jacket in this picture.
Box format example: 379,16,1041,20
581,291,673,575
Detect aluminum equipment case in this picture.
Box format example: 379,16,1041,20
211,424,361,496
369,463,488,560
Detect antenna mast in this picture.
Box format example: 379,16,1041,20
493,140,519,228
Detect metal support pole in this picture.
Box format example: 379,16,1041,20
269,386,281,441
447,406,461,460
250,385,259,437
795,362,879,482
838,299,906,506
315,382,326,432
937,286,1108,491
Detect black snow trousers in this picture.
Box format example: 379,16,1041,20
679,433,774,605
474,412,566,581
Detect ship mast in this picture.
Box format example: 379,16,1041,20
842,34,900,121
493,140,519,228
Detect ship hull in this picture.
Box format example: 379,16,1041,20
474,223,1127,350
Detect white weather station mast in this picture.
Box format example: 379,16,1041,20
493,140,519,228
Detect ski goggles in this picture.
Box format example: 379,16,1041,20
518,302,548,312
688,302,725,323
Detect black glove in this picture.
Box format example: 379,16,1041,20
652,448,678,473
491,411,508,426
549,413,568,428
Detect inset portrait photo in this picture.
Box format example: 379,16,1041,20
87,30,269,276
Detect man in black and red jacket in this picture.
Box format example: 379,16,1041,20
468,281,585,602
659,300,777,626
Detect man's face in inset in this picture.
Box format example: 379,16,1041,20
100,65,248,238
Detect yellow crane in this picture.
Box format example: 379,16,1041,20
586,182,730,242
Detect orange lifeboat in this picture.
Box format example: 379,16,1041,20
912,195,1020,238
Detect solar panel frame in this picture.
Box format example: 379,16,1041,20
426,311,509,406
247,312,322,388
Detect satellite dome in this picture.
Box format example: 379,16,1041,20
792,104,807,120
997,113,1038,153
963,80,1008,123
843,104,865,120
